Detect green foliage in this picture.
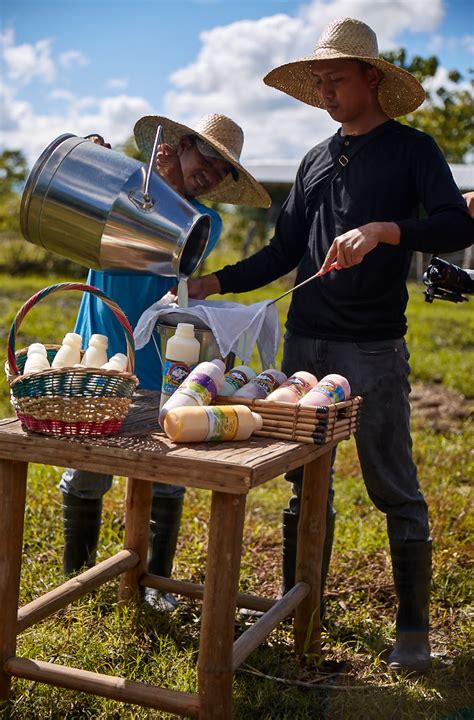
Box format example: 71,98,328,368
0,149,28,234
115,135,144,161
406,284,474,397
382,49,474,162
0,149,27,195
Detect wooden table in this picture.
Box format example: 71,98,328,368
0,391,340,719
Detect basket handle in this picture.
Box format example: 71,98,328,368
7,282,136,376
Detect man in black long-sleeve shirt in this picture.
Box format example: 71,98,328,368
187,18,473,673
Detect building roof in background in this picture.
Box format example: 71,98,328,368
246,161,474,190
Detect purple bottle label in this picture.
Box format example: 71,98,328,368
179,372,218,405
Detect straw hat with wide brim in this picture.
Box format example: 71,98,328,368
263,17,425,118
134,113,271,208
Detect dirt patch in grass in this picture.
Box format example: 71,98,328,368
410,380,474,431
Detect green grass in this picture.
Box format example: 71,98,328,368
1,267,473,719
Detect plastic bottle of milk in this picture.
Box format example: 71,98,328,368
298,373,351,407
100,353,129,372
159,323,201,412
51,333,82,369
220,365,257,396
81,334,109,368
159,359,225,426
164,404,263,443
233,368,287,399
23,343,51,375
266,371,318,403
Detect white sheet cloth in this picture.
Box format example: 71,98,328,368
134,292,280,368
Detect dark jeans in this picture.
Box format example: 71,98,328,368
282,333,429,542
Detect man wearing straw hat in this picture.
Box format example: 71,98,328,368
187,18,473,673
60,114,270,612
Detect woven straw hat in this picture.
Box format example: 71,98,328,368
134,113,271,208
264,17,425,118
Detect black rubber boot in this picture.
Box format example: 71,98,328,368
62,493,102,576
282,505,336,619
388,539,432,673
144,495,184,612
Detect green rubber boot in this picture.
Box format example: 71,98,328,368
144,495,184,612
62,493,102,576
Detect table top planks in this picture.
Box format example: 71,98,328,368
0,392,337,493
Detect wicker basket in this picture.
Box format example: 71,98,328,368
5,283,139,436
213,395,362,445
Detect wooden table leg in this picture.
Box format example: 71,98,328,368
118,477,153,604
198,491,246,720
0,459,28,701
294,449,332,658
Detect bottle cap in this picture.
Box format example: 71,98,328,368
211,359,225,372
27,343,47,356
175,323,195,338
63,332,82,346
90,334,108,347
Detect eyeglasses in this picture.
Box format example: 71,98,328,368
194,137,239,182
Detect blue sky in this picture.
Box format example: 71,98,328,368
1,0,473,167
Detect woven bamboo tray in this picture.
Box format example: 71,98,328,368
214,395,362,445
5,283,139,436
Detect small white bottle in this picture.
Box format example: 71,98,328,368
220,365,257,396
81,334,109,368
101,353,128,372
23,343,51,375
159,323,201,412
51,332,82,369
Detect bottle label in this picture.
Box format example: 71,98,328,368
313,380,345,403
224,370,248,393
204,406,239,441
162,360,195,396
178,372,218,405
281,376,312,398
252,372,279,396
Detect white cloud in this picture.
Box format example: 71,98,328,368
59,50,88,69
163,0,446,161
49,89,76,102
106,77,129,91
428,33,474,55
2,35,56,85
423,64,472,104
0,28,150,167
1,90,152,168
1,28,88,87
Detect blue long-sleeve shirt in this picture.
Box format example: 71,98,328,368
74,199,222,389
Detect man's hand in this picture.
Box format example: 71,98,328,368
156,143,186,195
84,134,111,149
186,273,221,299
319,221,400,275
463,191,474,218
